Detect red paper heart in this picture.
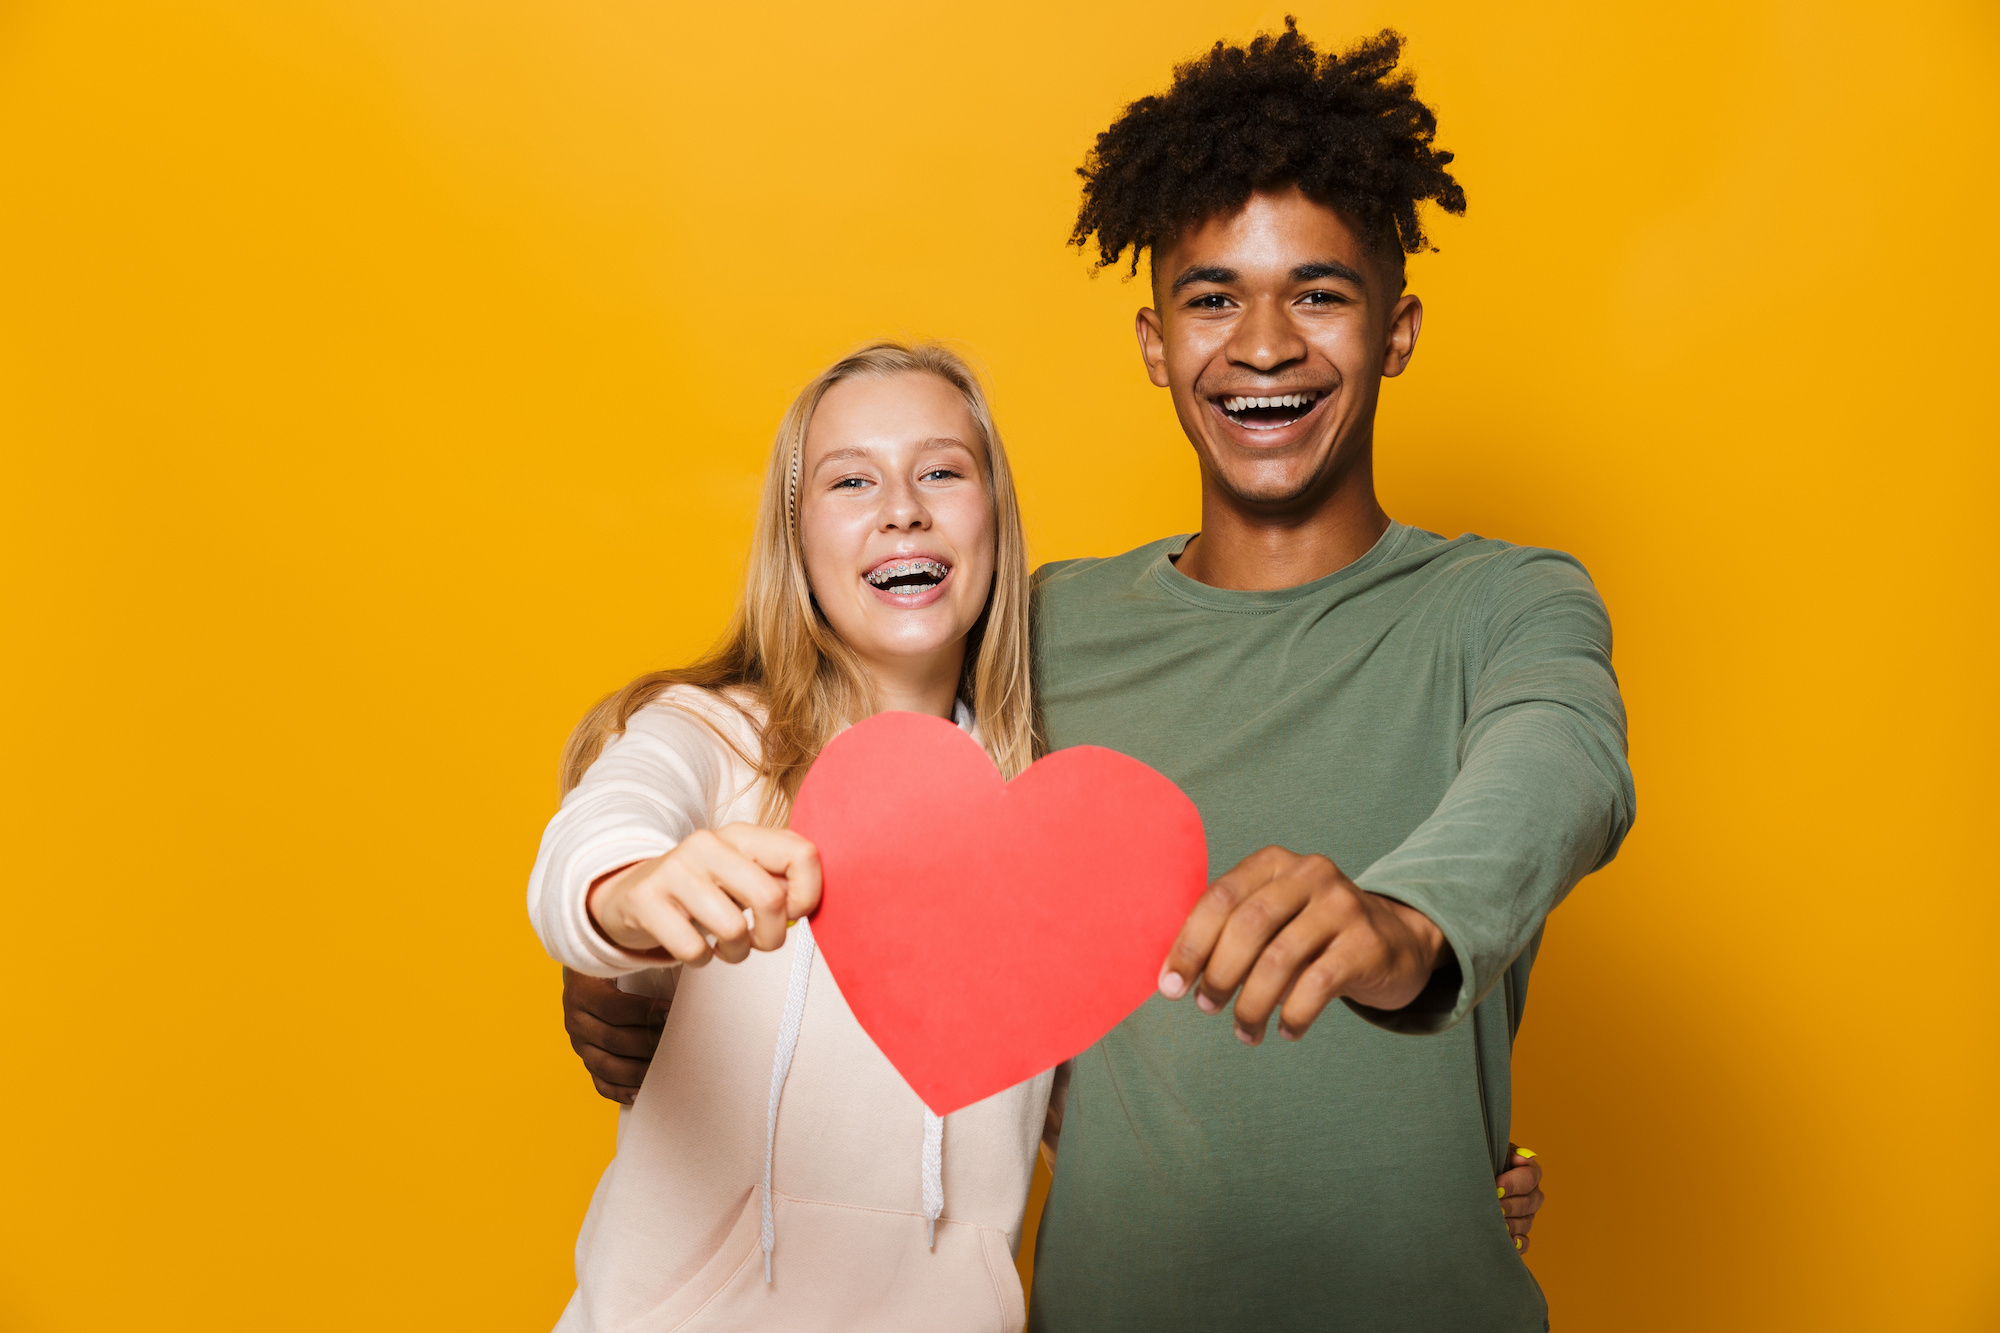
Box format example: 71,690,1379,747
791,711,1208,1116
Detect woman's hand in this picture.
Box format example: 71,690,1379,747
1499,1144,1544,1253
586,824,822,965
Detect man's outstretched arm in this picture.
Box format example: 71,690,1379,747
1160,548,1635,1040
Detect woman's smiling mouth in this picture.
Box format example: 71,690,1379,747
864,557,953,601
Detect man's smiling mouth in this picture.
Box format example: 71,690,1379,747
1214,391,1322,431
864,558,951,595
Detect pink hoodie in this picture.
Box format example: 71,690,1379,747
528,688,1054,1333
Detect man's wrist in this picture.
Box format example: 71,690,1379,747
1382,895,1447,974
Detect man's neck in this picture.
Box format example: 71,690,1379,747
1175,461,1391,593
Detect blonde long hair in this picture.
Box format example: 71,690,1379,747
558,341,1036,822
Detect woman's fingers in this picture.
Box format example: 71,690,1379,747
626,886,716,964
718,823,823,923
1499,1144,1544,1239
662,857,759,964
694,826,807,950
585,828,819,964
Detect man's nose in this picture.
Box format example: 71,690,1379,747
1224,297,1307,372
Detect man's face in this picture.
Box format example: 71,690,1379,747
1136,186,1422,510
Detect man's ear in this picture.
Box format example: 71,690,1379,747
1135,306,1170,388
1382,294,1424,378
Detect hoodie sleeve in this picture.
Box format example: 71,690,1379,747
1350,546,1636,1035
526,701,731,977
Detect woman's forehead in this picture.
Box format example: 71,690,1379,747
805,372,980,461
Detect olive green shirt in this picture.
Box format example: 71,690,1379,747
1026,523,1634,1332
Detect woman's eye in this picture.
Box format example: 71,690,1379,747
920,468,961,482
831,477,870,490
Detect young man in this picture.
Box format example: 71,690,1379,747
562,23,1627,1330
1019,26,1631,1331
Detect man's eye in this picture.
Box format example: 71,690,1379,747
1190,293,1231,309
1300,290,1347,306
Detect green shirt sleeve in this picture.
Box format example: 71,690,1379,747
1348,546,1636,1035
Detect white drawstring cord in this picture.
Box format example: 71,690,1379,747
922,1108,944,1248
760,910,953,1274
762,918,816,1283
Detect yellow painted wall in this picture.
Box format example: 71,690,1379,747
2,2,1994,1328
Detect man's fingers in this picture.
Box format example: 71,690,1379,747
1162,855,1284,1003
1227,895,1344,1043
589,1075,637,1106
565,1005,664,1060
573,1041,653,1091
1273,926,1372,1040
1200,881,1316,1021
564,969,657,1028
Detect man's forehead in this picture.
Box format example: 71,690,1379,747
1150,188,1398,292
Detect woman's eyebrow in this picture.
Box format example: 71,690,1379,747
810,438,971,475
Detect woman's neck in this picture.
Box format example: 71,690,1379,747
861,646,966,719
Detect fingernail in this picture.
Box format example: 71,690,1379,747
1515,1146,1536,1159
1195,992,1219,1015
1234,1024,1257,1046
1159,970,1186,999
1278,1023,1300,1041
1498,1186,1506,1199
1514,1237,1523,1251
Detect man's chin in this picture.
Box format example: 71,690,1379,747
1206,465,1329,510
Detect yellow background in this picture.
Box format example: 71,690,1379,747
3,1,1995,1328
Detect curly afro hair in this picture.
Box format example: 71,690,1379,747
1072,21,1465,279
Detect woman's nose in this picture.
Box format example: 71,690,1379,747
879,477,931,530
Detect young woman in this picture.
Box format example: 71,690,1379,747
528,342,1048,1331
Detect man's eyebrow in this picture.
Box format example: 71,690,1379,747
1170,265,1237,292
1292,260,1366,285
1169,261,1367,291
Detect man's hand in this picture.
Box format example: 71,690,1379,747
562,967,665,1105
1499,1144,1545,1253
1157,846,1447,1043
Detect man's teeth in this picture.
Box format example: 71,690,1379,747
1220,392,1320,413
865,558,950,590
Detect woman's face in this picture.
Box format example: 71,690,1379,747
796,371,996,689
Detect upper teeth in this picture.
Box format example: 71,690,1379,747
1221,392,1319,412
866,559,949,588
